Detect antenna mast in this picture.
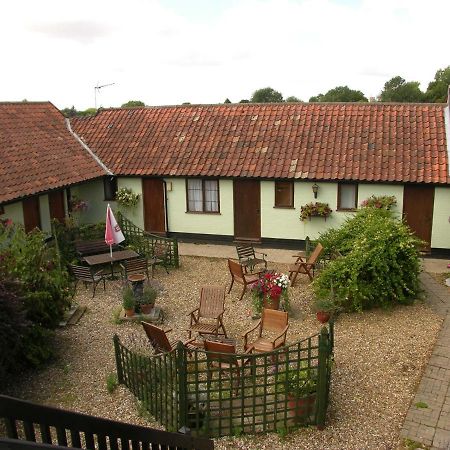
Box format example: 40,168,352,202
94,82,115,109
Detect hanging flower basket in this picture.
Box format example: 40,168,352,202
116,188,140,208
300,202,332,221
70,196,88,212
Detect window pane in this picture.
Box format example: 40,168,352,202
104,177,117,201
275,181,294,207
339,185,357,209
204,180,219,212
187,179,203,211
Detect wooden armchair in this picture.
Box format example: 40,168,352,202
142,321,195,354
227,259,262,301
188,286,227,339
243,309,289,354
235,243,267,273
69,264,106,298
149,242,170,274
120,257,150,281
288,243,324,286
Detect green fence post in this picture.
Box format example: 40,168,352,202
113,334,124,384
172,238,179,268
176,342,188,431
315,327,329,430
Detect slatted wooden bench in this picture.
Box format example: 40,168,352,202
75,239,119,257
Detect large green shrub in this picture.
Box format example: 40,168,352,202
0,223,71,370
314,208,422,311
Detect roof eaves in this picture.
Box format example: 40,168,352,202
66,118,113,176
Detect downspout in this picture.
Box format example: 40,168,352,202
163,179,169,235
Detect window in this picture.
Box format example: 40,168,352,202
275,181,294,207
338,184,358,210
104,177,118,201
186,179,219,213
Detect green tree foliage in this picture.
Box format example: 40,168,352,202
0,223,71,371
239,99,250,103
250,87,284,103
285,96,302,102
121,100,145,108
379,76,424,102
425,66,450,103
309,86,368,102
224,98,232,103
314,208,422,311
77,108,98,117
61,106,78,118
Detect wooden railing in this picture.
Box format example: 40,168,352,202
0,395,214,450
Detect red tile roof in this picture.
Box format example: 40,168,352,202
71,103,449,184
0,102,107,203
71,103,448,183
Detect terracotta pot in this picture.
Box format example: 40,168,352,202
140,304,154,315
288,394,316,421
124,308,135,317
263,295,280,310
316,311,330,324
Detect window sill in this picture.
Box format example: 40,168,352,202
185,211,221,215
273,206,295,209
336,208,357,212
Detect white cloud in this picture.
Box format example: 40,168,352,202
0,0,448,109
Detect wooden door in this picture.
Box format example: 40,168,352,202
23,196,41,232
143,178,166,235
233,179,261,241
48,190,66,223
403,185,434,251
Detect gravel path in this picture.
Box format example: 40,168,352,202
3,256,442,450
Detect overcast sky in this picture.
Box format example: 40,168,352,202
1,0,448,110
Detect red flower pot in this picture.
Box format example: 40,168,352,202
316,311,330,324
140,304,154,315
263,295,280,310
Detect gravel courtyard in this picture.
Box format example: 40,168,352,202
3,255,443,450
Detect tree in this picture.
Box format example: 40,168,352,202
309,86,368,102
121,100,145,108
224,98,231,103
250,87,283,103
77,108,98,117
285,96,302,102
61,106,78,118
379,76,424,102
239,99,250,103
425,66,450,103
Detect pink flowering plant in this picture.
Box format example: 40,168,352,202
300,202,332,221
70,196,88,212
251,272,290,314
360,195,396,210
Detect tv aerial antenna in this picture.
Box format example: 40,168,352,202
94,82,115,109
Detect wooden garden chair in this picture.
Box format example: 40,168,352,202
204,340,253,395
235,243,267,273
188,286,227,339
227,259,263,301
69,264,106,298
142,321,195,354
149,242,170,275
243,309,289,354
120,257,150,281
288,243,324,286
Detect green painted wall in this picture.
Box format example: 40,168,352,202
431,187,450,249
3,201,24,225
166,178,234,235
117,178,144,229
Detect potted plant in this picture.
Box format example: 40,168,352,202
300,202,332,221
122,286,136,317
251,272,290,314
277,365,318,421
137,285,157,315
312,298,341,323
116,187,140,208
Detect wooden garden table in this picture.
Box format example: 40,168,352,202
84,249,139,277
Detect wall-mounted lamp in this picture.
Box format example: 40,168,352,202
166,181,173,192
312,183,319,199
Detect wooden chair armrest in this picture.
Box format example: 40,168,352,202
273,325,289,346
293,254,305,263
187,307,199,316
255,251,267,258
94,268,106,277
242,320,261,338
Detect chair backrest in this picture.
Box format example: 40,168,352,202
236,244,256,262
153,242,168,259
199,286,225,319
261,309,288,333
228,259,245,280
124,257,147,274
69,264,92,281
141,321,173,353
307,243,324,264
204,340,237,365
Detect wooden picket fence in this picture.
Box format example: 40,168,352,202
114,323,334,438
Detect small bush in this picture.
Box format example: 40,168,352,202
314,208,422,311
106,373,118,393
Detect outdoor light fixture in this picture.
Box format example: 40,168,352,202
312,183,319,199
